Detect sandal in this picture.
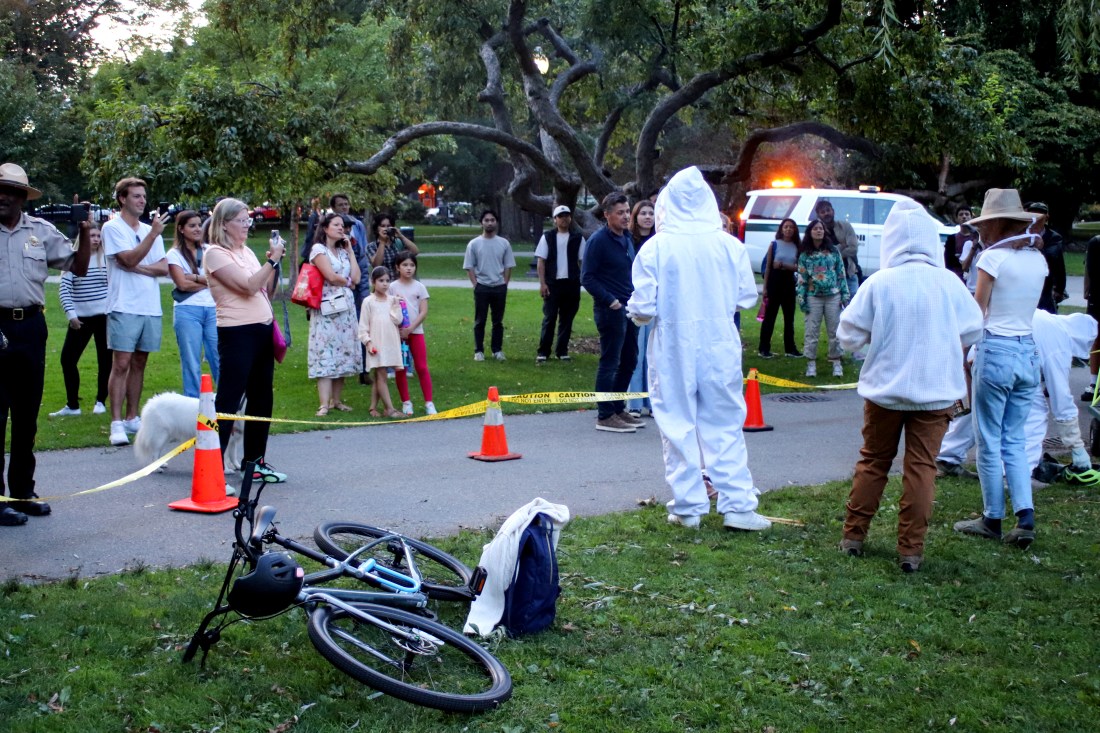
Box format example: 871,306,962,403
332,402,353,412
369,408,381,418
315,406,329,417
384,409,403,418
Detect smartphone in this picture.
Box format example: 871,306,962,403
270,230,280,243
71,203,88,222
158,202,169,216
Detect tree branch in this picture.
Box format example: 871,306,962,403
716,120,881,184
634,0,844,195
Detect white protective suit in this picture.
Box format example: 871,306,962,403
626,167,759,516
1025,309,1097,469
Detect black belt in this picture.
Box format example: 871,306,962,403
0,305,42,321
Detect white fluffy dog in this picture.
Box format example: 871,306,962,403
133,392,245,472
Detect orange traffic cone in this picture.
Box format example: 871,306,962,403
469,386,522,462
743,368,774,433
169,374,238,513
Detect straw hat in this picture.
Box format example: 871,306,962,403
0,163,43,200
968,188,1035,225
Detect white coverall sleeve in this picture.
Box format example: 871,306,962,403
837,284,873,352
733,245,758,312
627,243,658,320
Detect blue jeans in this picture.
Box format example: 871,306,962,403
593,304,638,420
627,322,651,412
972,333,1040,519
174,305,220,397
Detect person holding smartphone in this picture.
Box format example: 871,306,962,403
365,214,419,281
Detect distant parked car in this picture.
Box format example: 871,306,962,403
251,204,281,228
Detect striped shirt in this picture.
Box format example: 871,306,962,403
58,258,109,319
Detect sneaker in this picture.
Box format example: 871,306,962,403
617,411,645,428
109,421,129,446
596,415,636,433
1064,465,1100,487
724,511,772,531
805,362,817,378
935,460,979,479
953,516,1002,540
1003,526,1035,549
839,538,864,556
473,352,485,362
667,513,701,529
536,355,548,364
401,401,414,416
93,401,107,415
832,361,844,377
122,416,141,433
251,459,287,484
758,351,774,359
899,555,923,573
1081,387,1096,403
424,401,438,415
49,405,81,417
558,354,571,362
493,351,506,361
785,349,803,358
225,483,238,498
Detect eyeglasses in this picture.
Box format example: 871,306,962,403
229,217,251,225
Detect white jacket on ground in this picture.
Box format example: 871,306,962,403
837,200,984,411
464,498,570,637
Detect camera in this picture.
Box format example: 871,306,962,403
388,227,398,238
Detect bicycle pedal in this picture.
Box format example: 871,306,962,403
470,565,488,597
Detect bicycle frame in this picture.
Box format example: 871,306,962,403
183,462,431,665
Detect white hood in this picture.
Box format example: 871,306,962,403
880,199,944,269
654,167,724,236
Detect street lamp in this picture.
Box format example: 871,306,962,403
533,46,549,74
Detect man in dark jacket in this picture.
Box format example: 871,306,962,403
581,192,643,433
1027,202,1066,313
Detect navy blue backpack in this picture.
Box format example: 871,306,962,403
501,513,561,636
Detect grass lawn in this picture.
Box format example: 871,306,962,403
1,475,1097,731
34,269,842,452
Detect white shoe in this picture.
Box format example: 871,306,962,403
109,421,129,446
401,400,414,416
225,483,238,497
473,352,485,362
667,513,701,529
93,401,107,415
723,511,772,531
832,361,844,377
49,405,81,417
805,362,817,378
122,416,141,433
425,401,437,415
493,351,506,361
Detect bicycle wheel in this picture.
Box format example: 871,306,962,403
314,522,474,603
307,603,511,712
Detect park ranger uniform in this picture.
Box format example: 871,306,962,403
0,212,79,511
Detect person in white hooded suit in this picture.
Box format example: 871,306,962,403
837,199,984,572
626,167,770,531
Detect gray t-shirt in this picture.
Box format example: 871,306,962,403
463,235,516,287
771,239,799,270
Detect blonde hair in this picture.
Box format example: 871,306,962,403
208,198,249,248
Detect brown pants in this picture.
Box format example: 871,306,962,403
843,400,953,556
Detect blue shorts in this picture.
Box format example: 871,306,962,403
107,312,162,353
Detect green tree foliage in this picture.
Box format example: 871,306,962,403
80,3,433,209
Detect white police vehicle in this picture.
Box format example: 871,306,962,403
737,186,954,275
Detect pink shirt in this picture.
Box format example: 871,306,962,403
203,245,273,327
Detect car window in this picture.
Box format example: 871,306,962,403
870,199,896,225
814,197,862,225
748,195,798,220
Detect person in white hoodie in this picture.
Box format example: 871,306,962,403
626,166,769,531
837,199,984,572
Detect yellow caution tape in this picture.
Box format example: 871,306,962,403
0,437,196,504
198,412,219,431
753,373,858,391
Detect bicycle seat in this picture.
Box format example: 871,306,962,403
251,505,278,545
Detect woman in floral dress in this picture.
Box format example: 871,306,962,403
308,213,362,416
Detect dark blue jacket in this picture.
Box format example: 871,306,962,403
581,225,635,307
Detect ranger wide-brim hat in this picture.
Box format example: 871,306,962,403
968,188,1035,225
0,163,43,200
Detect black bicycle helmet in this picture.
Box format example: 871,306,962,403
228,551,305,617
